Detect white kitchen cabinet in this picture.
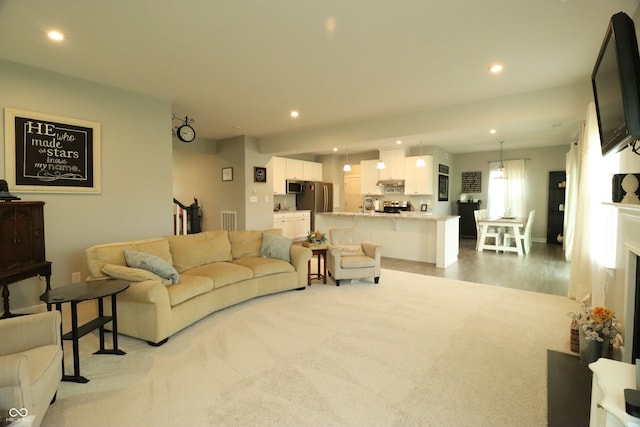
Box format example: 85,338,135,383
273,211,311,240
273,212,295,238
360,159,383,195
379,148,405,180
303,161,323,181
294,211,311,239
286,158,304,180
270,157,287,195
404,155,434,195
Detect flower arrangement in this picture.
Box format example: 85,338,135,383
306,230,327,244
569,304,619,344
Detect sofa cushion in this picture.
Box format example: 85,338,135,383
233,257,295,278
125,250,180,284
85,238,172,279
229,230,263,259
340,255,376,269
260,232,292,262
167,231,232,273
167,275,214,306
102,263,172,285
183,262,254,289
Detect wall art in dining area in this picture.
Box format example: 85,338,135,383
461,171,481,193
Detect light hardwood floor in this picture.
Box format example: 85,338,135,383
381,238,570,296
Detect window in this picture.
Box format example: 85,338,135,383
487,159,526,218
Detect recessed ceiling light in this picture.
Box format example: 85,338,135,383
489,64,503,73
396,140,402,145
333,147,338,152
47,31,64,41
489,129,497,134
290,110,299,118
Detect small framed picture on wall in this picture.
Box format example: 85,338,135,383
254,167,267,183
222,167,233,182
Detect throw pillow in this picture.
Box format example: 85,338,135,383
124,250,180,284
260,232,292,262
102,263,173,286
337,244,365,256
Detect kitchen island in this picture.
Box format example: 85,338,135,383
316,212,460,268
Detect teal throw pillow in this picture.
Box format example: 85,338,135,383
124,250,180,284
260,232,292,262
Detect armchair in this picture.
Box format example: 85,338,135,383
0,311,63,427
327,228,382,286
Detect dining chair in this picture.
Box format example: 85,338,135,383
503,210,535,254
474,209,501,252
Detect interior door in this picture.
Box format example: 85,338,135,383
343,174,361,213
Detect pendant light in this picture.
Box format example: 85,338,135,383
495,140,506,179
343,150,351,172
416,139,426,167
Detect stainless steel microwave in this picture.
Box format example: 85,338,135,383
286,180,305,193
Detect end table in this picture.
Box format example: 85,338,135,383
40,279,129,383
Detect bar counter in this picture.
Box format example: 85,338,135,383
316,212,460,268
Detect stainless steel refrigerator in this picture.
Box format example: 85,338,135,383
296,181,333,231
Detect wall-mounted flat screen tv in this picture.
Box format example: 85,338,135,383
592,12,640,156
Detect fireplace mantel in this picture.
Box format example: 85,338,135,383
608,201,640,362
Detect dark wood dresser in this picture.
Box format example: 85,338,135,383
0,201,51,318
457,200,481,238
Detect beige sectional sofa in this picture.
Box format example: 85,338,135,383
85,230,312,346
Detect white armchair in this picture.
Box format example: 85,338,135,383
327,228,382,286
0,311,63,427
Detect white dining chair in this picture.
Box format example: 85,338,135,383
474,209,501,252
503,210,535,254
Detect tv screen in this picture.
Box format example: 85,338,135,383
592,12,640,156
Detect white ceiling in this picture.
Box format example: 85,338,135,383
0,0,638,155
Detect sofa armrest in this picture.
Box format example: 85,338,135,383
117,280,170,305
290,245,312,286
0,311,61,356
362,241,382,260
0,353,33,410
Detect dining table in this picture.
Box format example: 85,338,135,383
477,216,527,255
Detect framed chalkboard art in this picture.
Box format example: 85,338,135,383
4,108,101,193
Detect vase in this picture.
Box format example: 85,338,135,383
579,328,609,365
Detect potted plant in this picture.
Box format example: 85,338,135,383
305,231,327,246
569,304,619,364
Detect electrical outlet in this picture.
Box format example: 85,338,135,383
71,272,81,284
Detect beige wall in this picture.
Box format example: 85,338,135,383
0,59,174,313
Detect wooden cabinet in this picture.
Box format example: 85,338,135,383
457,201,481,238
0,201,51,317
404,155,433,195
294,211,311,239
547,171,566,244
273,211,310,240
270,157,323,194
378,148,405,180
286,158,304,180
270,157,287,195
360,160,383,195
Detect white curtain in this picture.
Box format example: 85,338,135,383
487,159,527,218
563,140,580,262
567,102,610,305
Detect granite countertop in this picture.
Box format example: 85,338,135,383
317,212,459,221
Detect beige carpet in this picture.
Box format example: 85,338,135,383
42,269,580,427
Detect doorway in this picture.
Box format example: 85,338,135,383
343,166,361,213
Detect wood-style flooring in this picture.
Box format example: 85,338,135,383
381,238,570,296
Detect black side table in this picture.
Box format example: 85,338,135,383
40,279,129,383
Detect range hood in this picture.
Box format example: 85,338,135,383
376,179,405,187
